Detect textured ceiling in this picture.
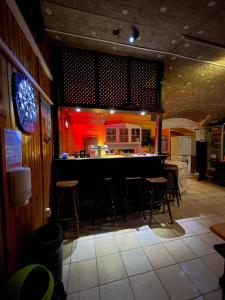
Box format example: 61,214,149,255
40,0,225,123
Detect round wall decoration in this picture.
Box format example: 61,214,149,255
12,72,38,133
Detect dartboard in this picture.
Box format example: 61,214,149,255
12,72,38,133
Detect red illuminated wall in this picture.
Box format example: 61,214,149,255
59,108,156,153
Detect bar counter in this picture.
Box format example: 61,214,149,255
51,154,166,219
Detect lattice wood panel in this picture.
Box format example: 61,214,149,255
98,55,128,107
130,60,160,110
62,48,96,105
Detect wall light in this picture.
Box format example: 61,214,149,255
65,120,69,128
109,109,115,114
75,107,81,112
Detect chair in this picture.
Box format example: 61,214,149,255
55,180,79,238
145,177,173,226
163,164,181,206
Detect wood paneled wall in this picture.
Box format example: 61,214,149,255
0,0,53,279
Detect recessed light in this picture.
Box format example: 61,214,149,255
172,56,176,60
54,35,60,40
75,107,81,112
171,40,176,44
109,109,115,114
157,54,162,58
183,25,189,30
45,8,52,15
160,7,167,12
198,30,204,35
91,31,97,37
197,56,202,59
122,9,128,15
140,111,146,115
187,82,191,85
178,74,182,78
184,42,190,47
113,46,117,50
169,66,173,70
208,1,216,7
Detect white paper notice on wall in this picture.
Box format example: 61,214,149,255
4,129,22,171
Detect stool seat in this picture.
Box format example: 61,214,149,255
55,180,79,238
56,180,78,188
146,177,167,184
125,177,142,180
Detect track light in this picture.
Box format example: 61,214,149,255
129,26,139,44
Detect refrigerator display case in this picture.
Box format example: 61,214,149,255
207,125,225,175
170,136,192,173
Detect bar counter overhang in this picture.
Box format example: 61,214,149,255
52,154,166,182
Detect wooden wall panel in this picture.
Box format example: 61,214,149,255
0,1,53,278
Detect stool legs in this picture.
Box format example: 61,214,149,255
147,182,173,226
72,189,79,238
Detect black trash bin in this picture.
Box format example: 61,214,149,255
30,223,64,284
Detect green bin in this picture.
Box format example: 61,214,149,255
1,264,54,300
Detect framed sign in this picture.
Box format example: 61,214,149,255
4,129,22,171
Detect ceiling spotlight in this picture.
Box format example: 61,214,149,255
129,26,139,44
109,109,115,114
112,27,120,35
75,107,81,112
140,111,146,115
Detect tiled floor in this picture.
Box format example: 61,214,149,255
63,177,225,300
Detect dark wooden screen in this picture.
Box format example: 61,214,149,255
62,48,96,105
60,47,163,111
130,59,159,110
98,54,128,107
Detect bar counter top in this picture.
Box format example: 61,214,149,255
57,153,164,160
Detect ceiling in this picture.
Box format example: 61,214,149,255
38,0,225,124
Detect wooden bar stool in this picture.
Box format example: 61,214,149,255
56,180,79,238
163,165,181,207
124,177,145,220
145,177,173,226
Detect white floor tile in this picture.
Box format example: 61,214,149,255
67,259,98,293
135,228,161,246
97,253,127,284
95,236,119,257
180,258,219,293
115,232,140,251
201,253,224,277
94,232,114,239
164,239,197,263
100,278,135,300
156,264,200,300
151,227,179,241
198,232,224,246
67,287,100,300
130,271,169,300
182,236,215,257
62,264,69,291
204,289,222,300
181,220,209,234
121,248,152,276
143,243,176,269
71,239,96,262
63,241,73,264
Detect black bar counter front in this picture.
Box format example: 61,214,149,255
51,154,166,219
